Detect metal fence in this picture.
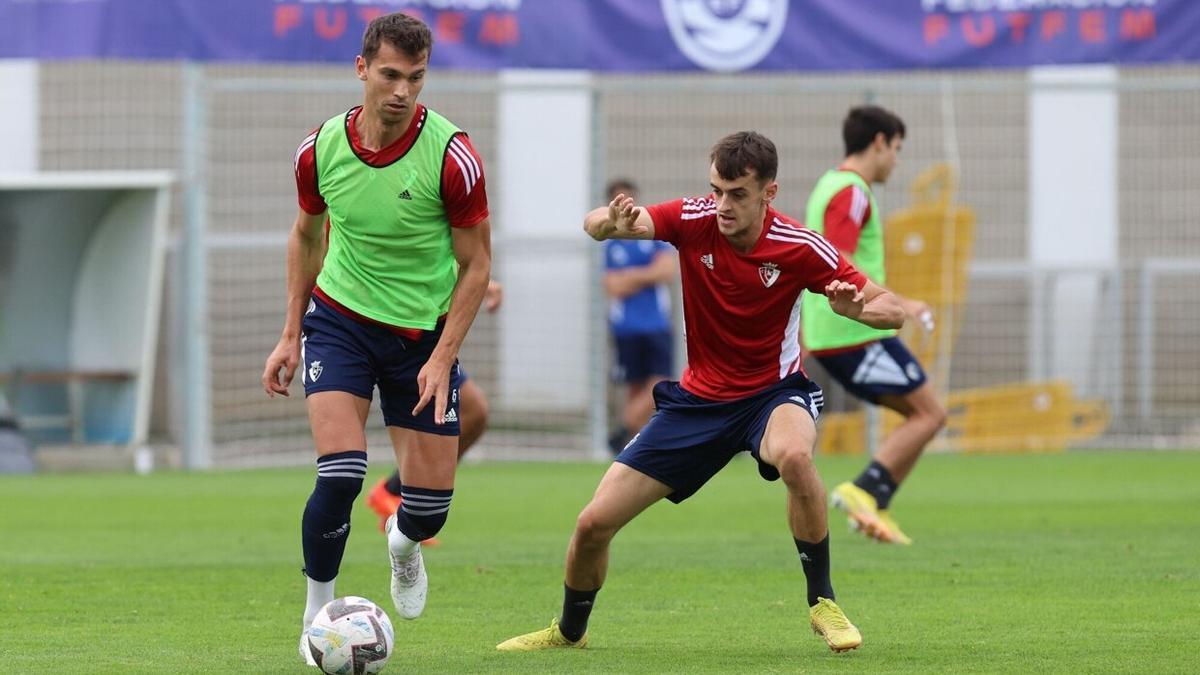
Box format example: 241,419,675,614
34,62,1200,467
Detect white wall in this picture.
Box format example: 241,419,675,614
496,70,594,411
1028,66,1117,395
0,61,38,172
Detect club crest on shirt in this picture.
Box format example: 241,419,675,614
759,262,781,288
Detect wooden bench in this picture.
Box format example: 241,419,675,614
0,370,137,442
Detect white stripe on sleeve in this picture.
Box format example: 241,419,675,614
446,143,475,194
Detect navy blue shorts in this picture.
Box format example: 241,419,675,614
613,331,674,383
814,337,927,404
615,373,824,503
300,295,463,436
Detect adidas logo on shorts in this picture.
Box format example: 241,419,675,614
443,408,458,423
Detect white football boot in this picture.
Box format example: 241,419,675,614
385,514,428,619
299,627,317,667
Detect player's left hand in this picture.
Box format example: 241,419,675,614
904,299,936,333
826,280,865,319
484,279,503,313
412,355,454,424
608,194,648,237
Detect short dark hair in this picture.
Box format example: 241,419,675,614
843,105,906,156
362,13,433,63
606,178,638,198
709,131,777,183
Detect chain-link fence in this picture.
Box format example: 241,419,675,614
35,62,1200,467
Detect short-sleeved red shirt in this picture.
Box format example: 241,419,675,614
646,196,867,400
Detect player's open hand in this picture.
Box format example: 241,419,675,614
412,355,454,424
262,335,301,398
608,193,648,237
825,280,866,319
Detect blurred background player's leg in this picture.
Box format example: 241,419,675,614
608,330,672,454
613,377,655,450
815,337,946,544
875,382,947,486
833,379,946,544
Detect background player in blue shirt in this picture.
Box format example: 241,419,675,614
603,178,677,453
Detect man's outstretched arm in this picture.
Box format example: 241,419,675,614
825,279,905,330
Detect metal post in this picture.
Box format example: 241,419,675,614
181,63,212,469
1042,270,1058,384
1137,264,1155,421
587,81,610,461
935,75,961,398
1108,267,1124,421
1028,269,1047,381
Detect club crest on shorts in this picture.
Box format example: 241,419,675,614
759,262,781,287
308,360,323,382
906,362,923,382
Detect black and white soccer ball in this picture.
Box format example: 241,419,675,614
306,596,394,675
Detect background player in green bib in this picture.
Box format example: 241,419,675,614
801,106,947,545
260,13,491,666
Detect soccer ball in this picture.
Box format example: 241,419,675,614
305,596,394,675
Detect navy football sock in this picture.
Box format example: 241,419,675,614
853,460,899,510
394,485,453,543
558,584,598,642
301,450,367,582
795,534,835,607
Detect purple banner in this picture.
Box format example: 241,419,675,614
0,1,1197,71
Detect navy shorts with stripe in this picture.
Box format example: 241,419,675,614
300,295,462,436
814,337,926,404
615,373,824,503
613,330,674,383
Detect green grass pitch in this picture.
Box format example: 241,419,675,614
2,452,1198,673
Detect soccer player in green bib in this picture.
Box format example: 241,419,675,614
802,106,947,545
260,13,491,667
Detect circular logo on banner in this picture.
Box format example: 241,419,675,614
661,0,788,73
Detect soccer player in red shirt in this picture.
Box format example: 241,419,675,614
497,132,905,654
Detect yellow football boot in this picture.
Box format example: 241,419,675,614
809,597,862,653
496,618,588,652
876,510,913,545
830,482,896,543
